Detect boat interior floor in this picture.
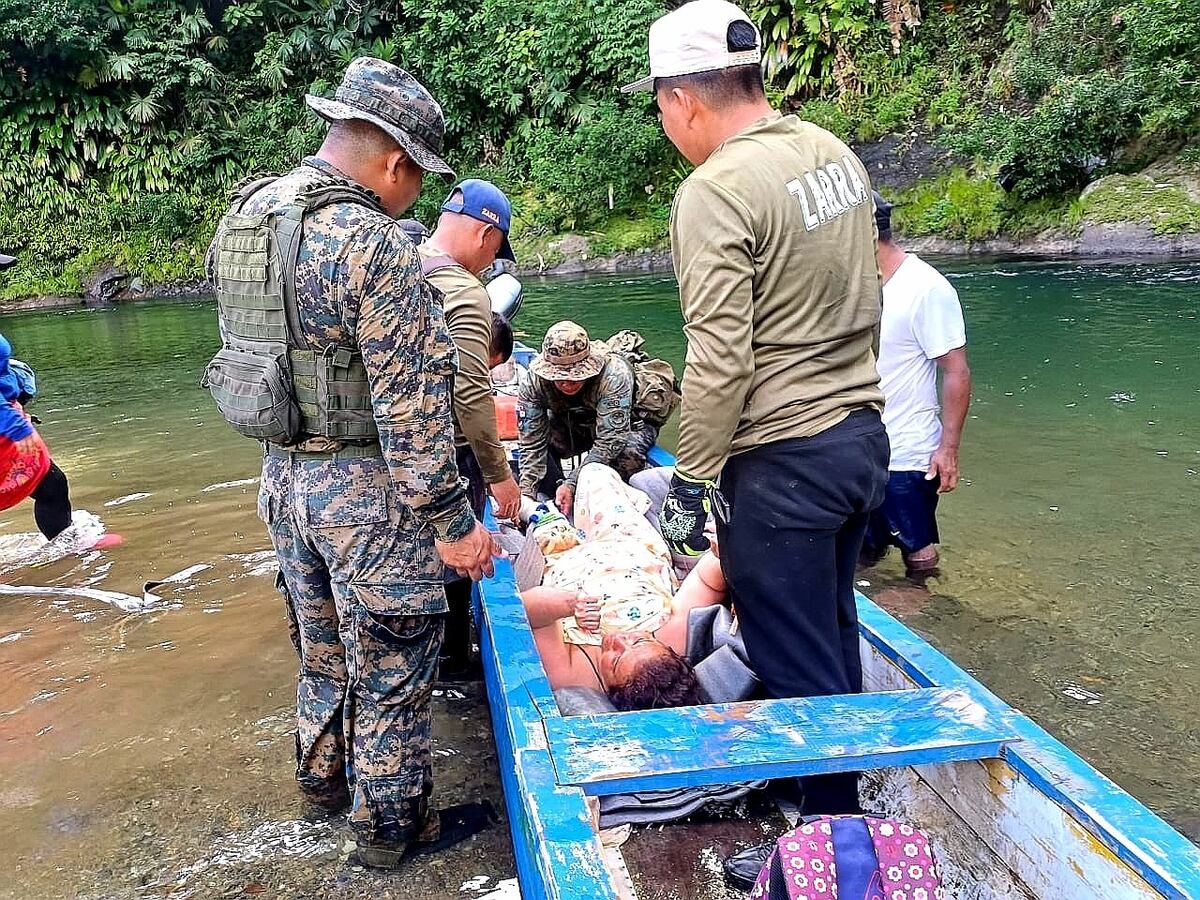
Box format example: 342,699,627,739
608,768,1036,900
618,791,783,900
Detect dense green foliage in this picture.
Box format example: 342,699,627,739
955,0,1200,199
0,0,670,297
0,0,1197,298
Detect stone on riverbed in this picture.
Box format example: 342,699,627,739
83,265,130,307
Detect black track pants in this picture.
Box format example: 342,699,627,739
30,462,72,540
716,410,889,814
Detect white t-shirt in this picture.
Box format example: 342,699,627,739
878,254,966,471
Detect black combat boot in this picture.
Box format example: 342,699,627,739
355,800,498,869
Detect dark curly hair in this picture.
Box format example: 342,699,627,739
606,646,707,711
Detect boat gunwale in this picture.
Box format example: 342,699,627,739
856,598,1200,899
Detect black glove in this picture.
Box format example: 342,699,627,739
659,470,714,557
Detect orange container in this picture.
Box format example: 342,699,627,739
494,393,519,440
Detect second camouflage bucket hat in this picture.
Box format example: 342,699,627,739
531,321,607,381
306,57,454,177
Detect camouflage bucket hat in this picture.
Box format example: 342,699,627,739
530,321,607,381
305,57,454,178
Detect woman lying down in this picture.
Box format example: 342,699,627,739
520,463,729,711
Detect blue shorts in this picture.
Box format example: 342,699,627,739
864,470,940,555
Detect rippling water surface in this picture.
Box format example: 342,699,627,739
0,259,1196,896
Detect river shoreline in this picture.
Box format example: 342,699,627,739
6,222,1200,313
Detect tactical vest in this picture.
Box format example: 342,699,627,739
204,175,379,445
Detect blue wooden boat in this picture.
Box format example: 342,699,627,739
481,346,1200,899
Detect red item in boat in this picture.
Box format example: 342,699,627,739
494,393,519,441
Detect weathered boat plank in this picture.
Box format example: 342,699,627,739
546,687,1019,796
858,596,1200,900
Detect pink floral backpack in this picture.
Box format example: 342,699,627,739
750,815,944,900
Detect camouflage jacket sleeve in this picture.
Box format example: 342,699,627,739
565,360,633,488
432,265,511,484
350,225,474,543
517,375,551,496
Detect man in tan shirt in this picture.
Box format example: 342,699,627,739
624,0,889,819
419,179,522,520
419,179,522,675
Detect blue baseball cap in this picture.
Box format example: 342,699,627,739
441,178,515,262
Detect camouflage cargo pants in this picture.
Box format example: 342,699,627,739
258,449,448,849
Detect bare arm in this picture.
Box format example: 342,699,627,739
656,553,727,654
521,586,578,630
930,347,971,493
677,553,727,610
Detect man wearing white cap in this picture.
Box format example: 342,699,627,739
624,0,889,820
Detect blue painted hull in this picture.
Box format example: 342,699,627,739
481,358,1199,898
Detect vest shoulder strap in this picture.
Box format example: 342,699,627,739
419,253,458,277
274,179,377,348
273,206,307,349
295,180,381,215
228,174,280,214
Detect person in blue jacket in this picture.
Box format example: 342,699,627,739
0,332,73,539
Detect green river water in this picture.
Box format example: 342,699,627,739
0,259,1196,897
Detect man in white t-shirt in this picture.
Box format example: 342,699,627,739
862,192,972,577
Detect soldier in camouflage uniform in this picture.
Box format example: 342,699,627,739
207,58,497,868
518,321,658,516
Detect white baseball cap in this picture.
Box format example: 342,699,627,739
620,0,762,94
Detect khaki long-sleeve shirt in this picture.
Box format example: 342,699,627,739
418,248,510,485
670,114,884,481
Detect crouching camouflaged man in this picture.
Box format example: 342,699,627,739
204,57,498,868
518,321,665,516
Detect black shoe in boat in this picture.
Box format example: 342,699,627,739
723,842,774,892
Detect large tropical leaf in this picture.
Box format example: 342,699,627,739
127,94,164,124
